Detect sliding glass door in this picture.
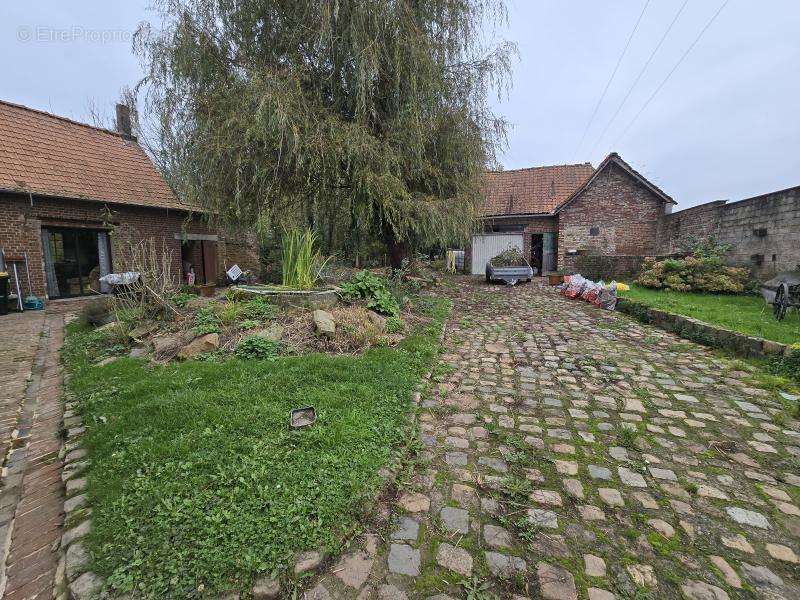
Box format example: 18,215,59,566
42,228,110,298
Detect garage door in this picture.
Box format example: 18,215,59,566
470,233,524,275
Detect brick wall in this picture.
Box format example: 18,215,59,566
558,163,668,272
0,192,259,300
657,186,800,279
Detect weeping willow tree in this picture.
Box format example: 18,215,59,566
135,0,515,267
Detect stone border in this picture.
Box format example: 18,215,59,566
616,297,791,359
55,304,449,599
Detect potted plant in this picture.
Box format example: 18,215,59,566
548,271,566,286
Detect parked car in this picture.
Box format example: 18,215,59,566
761,271,800,320
485,248,534,285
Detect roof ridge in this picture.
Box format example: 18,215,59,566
0,98,128,139
487,162,593,174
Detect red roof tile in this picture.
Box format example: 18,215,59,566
0,100,184,210
480,163,595,216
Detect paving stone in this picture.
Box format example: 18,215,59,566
305,583,332,600
583,553,606,577
740,562,784,588
483,524,512,548
440,506,469,534
391,516,420,541
598,488,624,507
708,555,741,588
435,543,472,577
563,478,584,499
334,550,374,588
649,467,677,481
530,489,562,506
485,551,526,577
537,562,577,600
527,508,559,528
253,576,281,599
647,519,675,538
765,543,798,563
720,533,754,554
378,585,408,600
588,588,615,600
626,564,657,588
398,492,430,513
588,465,612,480
578,505,606,521
295,550,323,574
725,506,771,529
618,467,647,487
477,456,508,473
388,543,420,576
696,485,729,500
680,580,729,600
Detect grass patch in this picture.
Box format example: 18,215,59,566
620,285,800,345
64,297,450,597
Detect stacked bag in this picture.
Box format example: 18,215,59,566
558,274,619,310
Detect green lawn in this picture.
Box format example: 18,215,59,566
620,285,800,345
63,297,449,598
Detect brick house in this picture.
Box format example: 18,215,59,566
0,99,258,302
468,152,676,275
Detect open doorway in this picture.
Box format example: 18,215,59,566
180,239,217,285
530,234,543,275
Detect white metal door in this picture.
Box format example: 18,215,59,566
470,233,524,275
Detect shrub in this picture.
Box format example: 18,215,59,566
385,316,404,334
240,297,276,321
234,336,279,360
636,256,751,294
340,271,400,316
170,292,195,308
767,344,800,383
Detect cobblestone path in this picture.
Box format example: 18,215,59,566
308,279,799,599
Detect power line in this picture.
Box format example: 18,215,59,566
613,0,731,146
573,0,651,160
588,0,689,156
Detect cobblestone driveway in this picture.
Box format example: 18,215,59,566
309,279,799,600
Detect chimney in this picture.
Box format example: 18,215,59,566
115,103,132,138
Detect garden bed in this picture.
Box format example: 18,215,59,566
61,295,450,597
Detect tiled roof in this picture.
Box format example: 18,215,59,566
480,163,595,216
0,99,184,210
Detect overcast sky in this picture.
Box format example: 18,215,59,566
2,1,798,209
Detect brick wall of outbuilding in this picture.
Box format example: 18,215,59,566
558,163,669,272
0,192,260,300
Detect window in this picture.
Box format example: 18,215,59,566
589,226,600,236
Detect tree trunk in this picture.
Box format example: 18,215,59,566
384,230,409,271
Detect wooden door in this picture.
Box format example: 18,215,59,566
201,241,217,284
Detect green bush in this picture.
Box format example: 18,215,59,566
340,271,400,316
240,297,276,321
636,256,751,294
193,306,221,335
170,292,195,308
767,344,800,382
385,316,404,334
234,335,280,360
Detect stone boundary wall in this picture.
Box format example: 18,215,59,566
657,186,800,279
616,297,790,359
